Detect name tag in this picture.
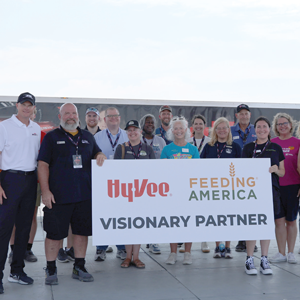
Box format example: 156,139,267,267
182,148,189,153
127,151,133,154
256,150,261,153
72,155,83,168
57,141,65,144
233,136,239,140
82,140,89,144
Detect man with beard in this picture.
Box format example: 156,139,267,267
231,104,257,253
0,92,40,294
155,105,173,145
84,107,101,135
38,103,106,285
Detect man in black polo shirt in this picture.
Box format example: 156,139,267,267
38,103,106,285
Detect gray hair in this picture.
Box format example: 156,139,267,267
139,114,157,133
59,102,78,114
272,112,296,136
166,116,190,141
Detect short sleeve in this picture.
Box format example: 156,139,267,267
38,133,53,164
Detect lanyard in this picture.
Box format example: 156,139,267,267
128,141,142,159
238,126,250,145
193,136,205,153
252,141,269,158
216,143,227,158
160,126,168,143
142,135,153,147
106,129,120,151
65,133,81,155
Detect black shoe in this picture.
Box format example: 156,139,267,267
146,244,150,249
254,245,258,252
66,247,75,261
235,241,246,252
8,271,34,285
57,248,69,263
0,282,3,294
24,250,38,262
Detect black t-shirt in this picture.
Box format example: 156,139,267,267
114,142,155,159
200,142,242,159
38,126,101,204
242,141,285,190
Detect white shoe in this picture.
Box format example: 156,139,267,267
149,244,161,254
166,253,177,265
245,256,257,275
269,252,287,263
287,252,297,264
260,256,273,275
201,242,210,253
183,252,192,265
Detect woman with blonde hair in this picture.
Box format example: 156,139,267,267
269,113,300,264
201,117,242,259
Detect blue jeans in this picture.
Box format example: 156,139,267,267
96,245,125,251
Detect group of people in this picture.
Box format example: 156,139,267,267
0,93,300,294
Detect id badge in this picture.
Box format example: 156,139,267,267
72,155,83,168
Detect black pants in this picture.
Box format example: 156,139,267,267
0,171,37,280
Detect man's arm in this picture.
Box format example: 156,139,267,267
38,161,56,209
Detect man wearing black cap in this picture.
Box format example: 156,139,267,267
231,104,257,252
155,105,173,145
85,107,101,135
0,92,41,293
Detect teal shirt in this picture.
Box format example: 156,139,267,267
160,142,200,159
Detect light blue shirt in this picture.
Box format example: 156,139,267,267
94,128,128,159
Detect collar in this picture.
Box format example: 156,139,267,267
234,122,252,132
107,127,121,136
85,125,101,133
11,114,33,128
60,125,82,136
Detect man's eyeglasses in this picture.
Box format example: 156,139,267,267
106,114,120,118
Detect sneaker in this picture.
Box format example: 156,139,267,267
235,241,246,252
224,247,233,259
269,252,287,263
94,249,106,261
8,251,13,264
24,250,38,262
0,282,3,294
106,246,113,253
149,244,161,254
146,244,150,248
116,249,127,260
245,256,257,275
8,271,34,285
254,245,258,252
182,252,192,265
72,265,94,282
57,248,69,263
201,242,210,253
166,253,177,265
66,247,75,261
213,247,221,258
287,252,297,264
260,256,273,275
44,267,58,285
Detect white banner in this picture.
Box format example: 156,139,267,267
92,158,275,245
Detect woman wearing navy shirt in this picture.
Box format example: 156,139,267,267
242,116,285,276
201,117,242,259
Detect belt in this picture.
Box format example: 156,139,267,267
3,169,35,175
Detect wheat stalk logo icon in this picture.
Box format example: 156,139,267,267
229,163,235,177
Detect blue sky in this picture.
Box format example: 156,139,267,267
1,0,299,103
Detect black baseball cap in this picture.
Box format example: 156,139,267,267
17,92,35,105
125,120,140,130
159,105,172,113
237,104,250,113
